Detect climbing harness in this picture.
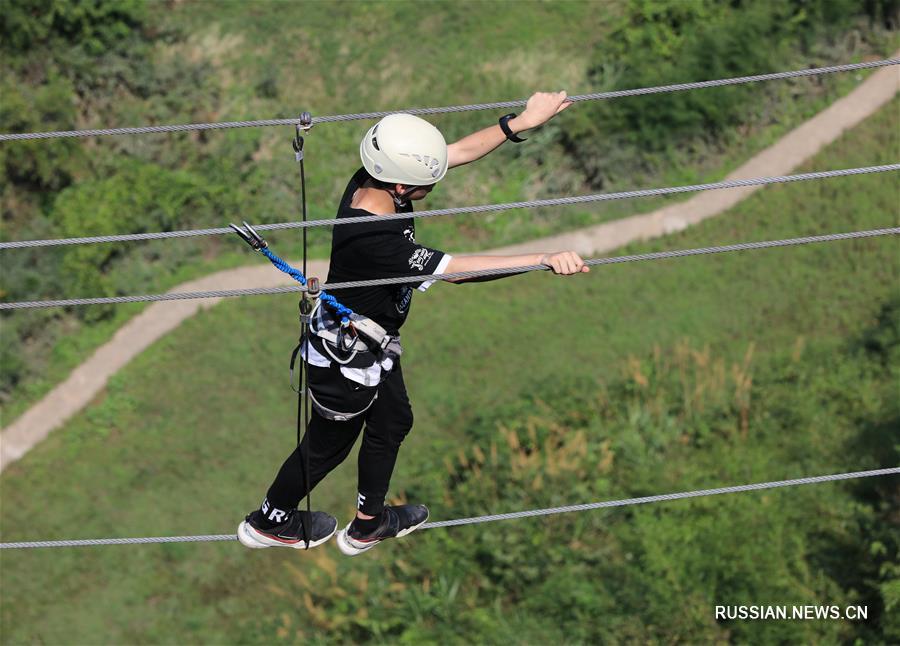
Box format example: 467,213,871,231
299,298,402,421
230,219,400,420
307,299,397,362
296,294,402,422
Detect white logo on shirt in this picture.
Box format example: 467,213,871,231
396,286,412,313
402,226,416,243
408,248,433,271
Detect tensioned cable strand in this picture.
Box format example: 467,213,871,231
314,58,899,123
2,227,897,310
423,466,900,529
327,227,900,291
1,228,897,310
0,284,303,310
0,59,895,141
1,467,896,549
2,164,896,249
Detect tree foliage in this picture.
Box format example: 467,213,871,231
0,0,147,54
561,0,892,185
261,300,900,643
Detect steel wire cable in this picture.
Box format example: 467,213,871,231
0,59,896,141
1,467,896,549
1,228,897,311
2,164,897,250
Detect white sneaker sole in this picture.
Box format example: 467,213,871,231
335,512,429,557
237,520,336,550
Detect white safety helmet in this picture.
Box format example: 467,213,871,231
359,113,448,186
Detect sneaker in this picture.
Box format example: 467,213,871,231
335,504,429,556
238,509,337,550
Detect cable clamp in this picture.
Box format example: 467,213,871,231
306,277,320,298
293,112,313,161
229,221,267,250
299,277,319,324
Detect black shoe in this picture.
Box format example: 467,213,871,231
238,509,337,550
335,504,429,556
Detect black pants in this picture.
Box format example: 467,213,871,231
265,362,413,516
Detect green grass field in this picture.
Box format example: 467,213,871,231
1,87,897,644
3,0,896,424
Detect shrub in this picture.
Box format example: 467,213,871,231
561,0,882,185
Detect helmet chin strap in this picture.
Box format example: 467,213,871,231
389,185,420,209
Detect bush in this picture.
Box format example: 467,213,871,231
260,303,899,643
561,0,881,185
0,1,224,396
0,0,147,55
53,160,209,313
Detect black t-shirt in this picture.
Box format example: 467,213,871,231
326,168,449,336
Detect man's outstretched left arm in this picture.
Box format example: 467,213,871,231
446,91,573,169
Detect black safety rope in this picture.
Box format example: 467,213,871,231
293,114,314,548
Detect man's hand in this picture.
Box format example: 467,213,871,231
513,91,573,132
539,251,590,275
447,90,573,168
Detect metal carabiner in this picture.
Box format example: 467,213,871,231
337,319,358,353
229,221,268,250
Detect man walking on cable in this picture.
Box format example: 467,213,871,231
239,91,588,555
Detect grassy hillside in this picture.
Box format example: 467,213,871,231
2,0,896,421
0,90,897,644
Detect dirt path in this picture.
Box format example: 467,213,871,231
2,61,897,472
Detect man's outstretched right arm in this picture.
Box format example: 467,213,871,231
442,251,589,283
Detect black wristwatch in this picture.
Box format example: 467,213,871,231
499,113,526,143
